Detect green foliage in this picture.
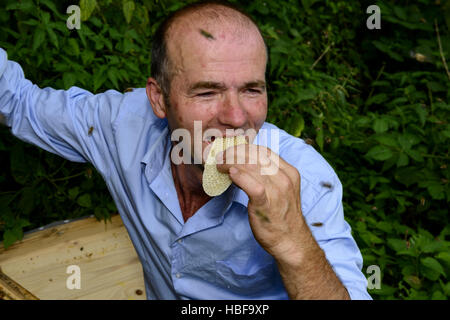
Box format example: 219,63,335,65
0,0,449,300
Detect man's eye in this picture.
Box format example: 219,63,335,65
245,89,262,94
197,92,215,97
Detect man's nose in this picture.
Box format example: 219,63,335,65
218,92,248,128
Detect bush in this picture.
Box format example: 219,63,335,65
0,0,449,299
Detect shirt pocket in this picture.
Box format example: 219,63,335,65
215,259,277,297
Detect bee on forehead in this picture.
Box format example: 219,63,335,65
199,29,215,40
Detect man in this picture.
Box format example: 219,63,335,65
0,1,371,299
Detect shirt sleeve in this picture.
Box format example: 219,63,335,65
0,48,122,176
303,173,373,300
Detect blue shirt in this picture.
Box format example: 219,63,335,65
0,48,371,300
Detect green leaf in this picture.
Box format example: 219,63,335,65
427,81,447,92
107,68,120,89
81,50,95,66
366,145,393,161
405,149,424,162
396,153,409,167
315,127,324,152
68,38,80,56
40,0,64,18
427,183,445,200
32,27,46,51
413,104,427,127
398,134,420,150
373,118,389,133
431,290,446,300
296,89,316,102
68,187,80,200
77,194,92,208
63,72,77,89
368,284,396,296
6,0,34,11
21,19,39,26
93,66,107,92
16,218,31,229
372,41,404,61
123,37,134,53
394,167,419,187
40,11,51,25
18,187,34,216
2,224,26,249
376,221,393,233
3,229,18,249
10,144,28,185
387,238,408,252
404,275,421,289
443,281,450,296
374,134,398,147
421,257,445,277
46,27,59,49
123,0,136,24
265,26,279,40
366,93,388,106
436,252,450,266
80,0,97,21
355,116,371,127
288,114,305,137
393,6,407,20
421,241,447,254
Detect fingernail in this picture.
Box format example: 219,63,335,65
229,167,238,175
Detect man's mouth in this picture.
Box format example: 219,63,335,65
204,136,216,145
203,132,248,145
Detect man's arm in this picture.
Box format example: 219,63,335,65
218,143,371,300
0,47,122,175
271,209,350,300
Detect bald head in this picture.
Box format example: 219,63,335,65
151,1,268,98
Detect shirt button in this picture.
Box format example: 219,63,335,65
175,273,181,278
177,239,182,244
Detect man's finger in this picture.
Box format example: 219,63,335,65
228,166,267,208
216,144,297,182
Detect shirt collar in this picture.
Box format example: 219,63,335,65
140,118,170,182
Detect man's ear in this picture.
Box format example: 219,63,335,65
146,77,167,119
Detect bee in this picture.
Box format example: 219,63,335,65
311,222,323,227
321,182,333,189
88,126,94,136
199,29,215,40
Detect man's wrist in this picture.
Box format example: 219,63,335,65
270,216,318,269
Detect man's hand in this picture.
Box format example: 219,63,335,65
216,144,305,263
0,114,5,125
216,144,350,299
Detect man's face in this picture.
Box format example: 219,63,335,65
163,22,268,164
